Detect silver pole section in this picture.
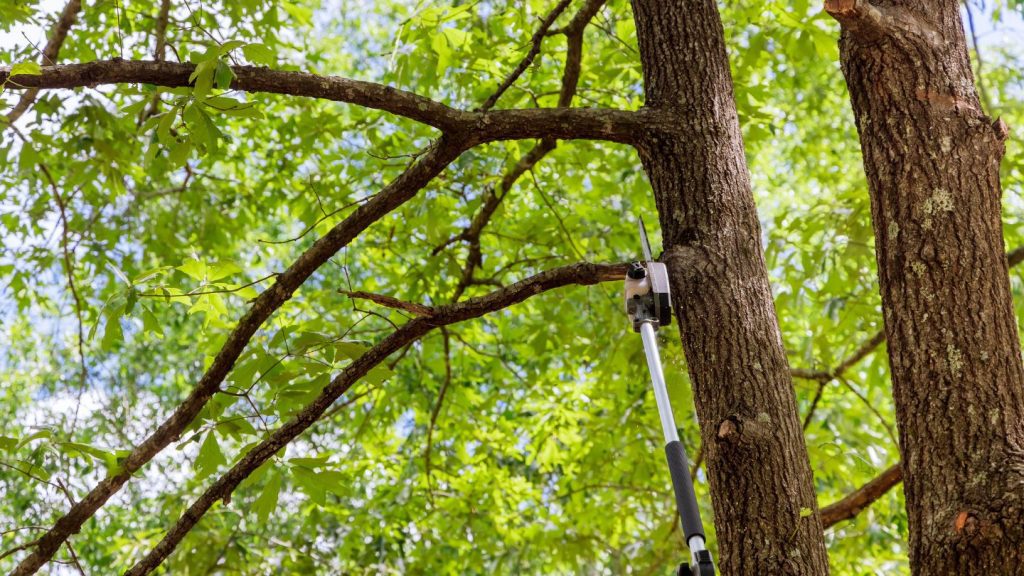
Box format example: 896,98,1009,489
688,535,707,566
639,321,679,444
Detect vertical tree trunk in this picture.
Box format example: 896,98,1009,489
826,0,1024,572
630,1,830,574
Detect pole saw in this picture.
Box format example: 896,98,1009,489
624,218,716,576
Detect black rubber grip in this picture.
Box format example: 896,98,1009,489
665,440,705,541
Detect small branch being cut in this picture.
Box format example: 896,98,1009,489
123,261,627,575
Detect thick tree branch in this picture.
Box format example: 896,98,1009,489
123,262,627,575
4,0,82,126
820,463,903,528
10,135,468,576
0,60,650,143
1008,245,1024,268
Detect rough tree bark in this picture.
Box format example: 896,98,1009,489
630,1,830,574
826,0,1024,572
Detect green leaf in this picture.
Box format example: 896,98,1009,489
189,59,217,100
101,313,123,351
178,258,206,281
242,43,276,66
168,139,191,167
281,1,312,25
334,341,370,359
431,32,452,75
124,287,139,316
214,61,236,90
16,429,52,450
196,432,227,480
207,261,242,282
0,435,19,451
184,105,224,155
291,466,327,505
10,61,41,76
288,455,331,468
61,441,114,463
133,266,173,284
108,262,132,286
365,365,395,385
141,304,164,338
157,111,176,147
217,40,246,56
252,470,283,522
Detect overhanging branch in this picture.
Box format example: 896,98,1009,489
0,60,649,143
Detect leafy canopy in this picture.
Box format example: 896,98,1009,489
1,0,1023,573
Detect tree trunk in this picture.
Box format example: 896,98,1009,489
630,1,830,574
826,0,1024,572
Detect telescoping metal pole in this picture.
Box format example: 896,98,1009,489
637,319,713,576
626,218,714,576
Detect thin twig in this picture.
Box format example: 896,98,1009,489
139,272,278,298
424,328,452,505
689,444,704,482
63,541,85,576
259,197,371,245
477,0,574,111
0,461,76,507
38,163,87,427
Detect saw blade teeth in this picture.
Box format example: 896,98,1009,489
638,216,653,263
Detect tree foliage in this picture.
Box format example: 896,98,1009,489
1,0,1023,573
